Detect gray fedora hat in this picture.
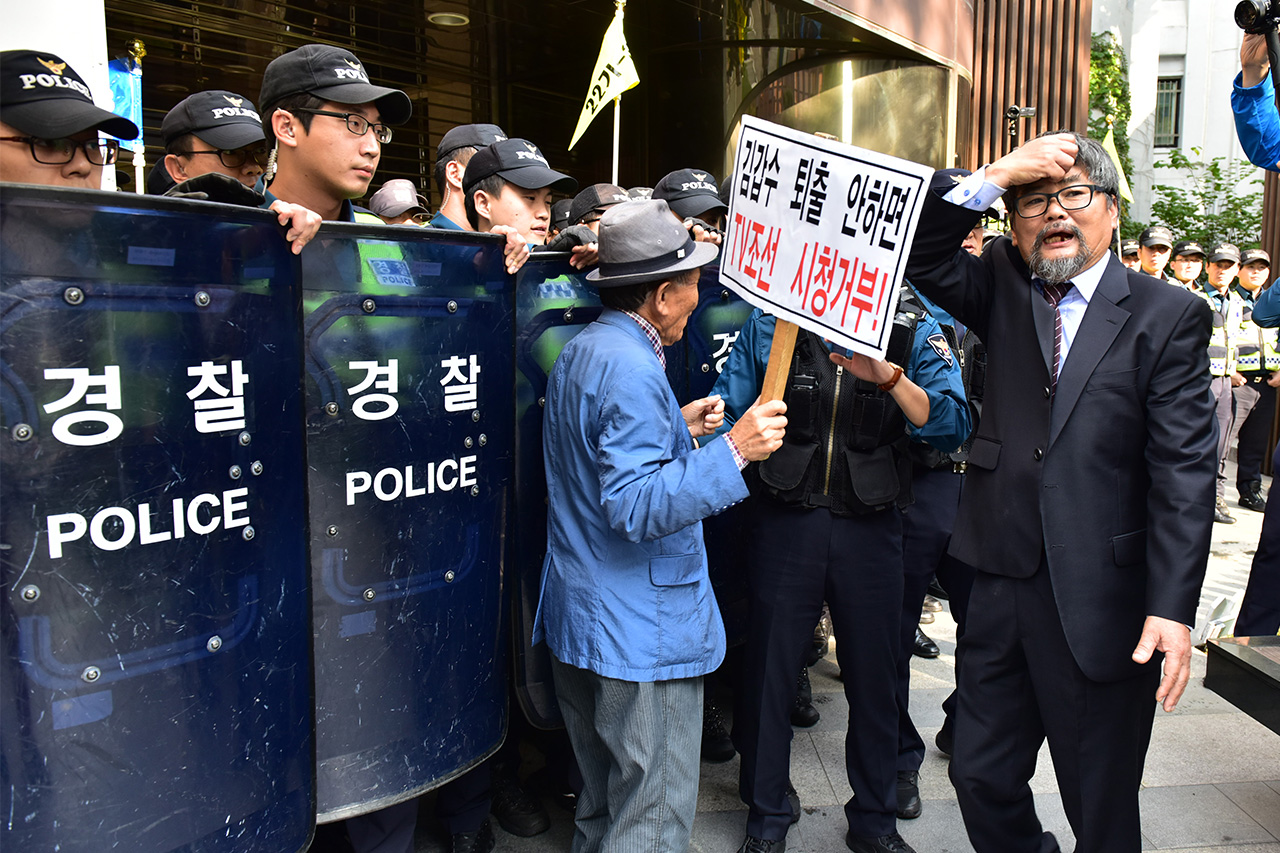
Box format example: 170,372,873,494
586,199,719,287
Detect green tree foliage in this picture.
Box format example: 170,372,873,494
1088,32,1141,237
1151,148,1265,247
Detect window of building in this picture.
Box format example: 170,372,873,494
1155,77,1183,148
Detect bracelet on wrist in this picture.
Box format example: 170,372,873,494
877,363,904,392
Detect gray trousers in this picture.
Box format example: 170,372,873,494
550,654,703,853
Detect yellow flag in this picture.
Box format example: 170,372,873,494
1101,125,1134,203
568,13,640,150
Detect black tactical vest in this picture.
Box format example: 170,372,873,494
751,308,917,515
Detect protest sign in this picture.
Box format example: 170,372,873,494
721,116,935,360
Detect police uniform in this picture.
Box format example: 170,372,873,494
1192,277,1244,511
713,307,968,845
1228,269,1280,509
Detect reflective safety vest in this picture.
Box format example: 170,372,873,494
353,211,414,290
1194,285,1243,376
1233,288,1280,372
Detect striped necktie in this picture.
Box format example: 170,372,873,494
1034,278,1074,396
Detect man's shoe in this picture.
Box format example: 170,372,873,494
452,820,496,853
921,594,943,612
490,773,550,837
918,609,935,624
927,577,949,600
702,698,737,762
807,607,834,666
934,720,953,758
845,830,917,853
896,770,922,819
791,668,820,727
737,835,786,853
1239,485,1267,512
912,627,940,659
1215,499,1237,524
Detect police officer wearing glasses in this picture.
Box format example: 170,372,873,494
0,49,136,188
158,89,271,191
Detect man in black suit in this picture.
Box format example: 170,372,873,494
904,131,1217,853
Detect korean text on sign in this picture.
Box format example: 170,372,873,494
720,115,934,358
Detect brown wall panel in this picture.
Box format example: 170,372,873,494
967,0,1093,169
813,0,974,70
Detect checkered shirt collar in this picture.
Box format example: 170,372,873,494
623,310,666,368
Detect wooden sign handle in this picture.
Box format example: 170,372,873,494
761,319,798,402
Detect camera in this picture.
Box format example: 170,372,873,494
1235,0,1280,35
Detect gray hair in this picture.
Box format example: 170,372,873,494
1031,130,1119,199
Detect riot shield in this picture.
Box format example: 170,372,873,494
0,186,312,853
684,264,756,647
511,256,600,729
301,225,513,820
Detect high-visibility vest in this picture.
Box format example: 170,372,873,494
1233,288,1280,372
1193,285,1242,376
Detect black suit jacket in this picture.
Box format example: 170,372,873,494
905,191,1217,682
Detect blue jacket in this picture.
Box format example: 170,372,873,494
534,309,749,681
1232,71,1280,172
1249,278,1280,327
711,309,971,453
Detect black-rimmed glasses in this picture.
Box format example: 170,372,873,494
1012,184,1110,218
288,109,393,144
179,146,270,169
0,136,120,165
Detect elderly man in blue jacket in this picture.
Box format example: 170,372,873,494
534,199,788,853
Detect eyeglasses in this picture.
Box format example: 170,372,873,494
1012,184,1110,218
289,108,393,144
180,145,270,169
0,135,120,165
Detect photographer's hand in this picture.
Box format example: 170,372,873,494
1242,33,1270,87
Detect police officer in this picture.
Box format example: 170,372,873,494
158,89,269,191
430,123,507,230
368,178,430,225
1195,242,1245,524
1137,225,1174,280
653,167,728,244
714,303,969,853
1119,238,1142,272
0,49,137,188
1229,249,1277,513
1170,239,1207,290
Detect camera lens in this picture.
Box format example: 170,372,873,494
1235,0,1273,33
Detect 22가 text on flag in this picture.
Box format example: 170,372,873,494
721,116,934,359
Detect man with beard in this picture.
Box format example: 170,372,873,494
905,131,1216,853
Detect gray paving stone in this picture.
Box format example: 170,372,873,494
1152,840,1280,845
1217,782,1280,840
1144,714,1280,788
1139,784,1275,848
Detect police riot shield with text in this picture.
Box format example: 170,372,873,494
511,255,601,729
301,225,513,820
685,262,756,647
0,186,312,853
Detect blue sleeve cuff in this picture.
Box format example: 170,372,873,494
942,165,1007,211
